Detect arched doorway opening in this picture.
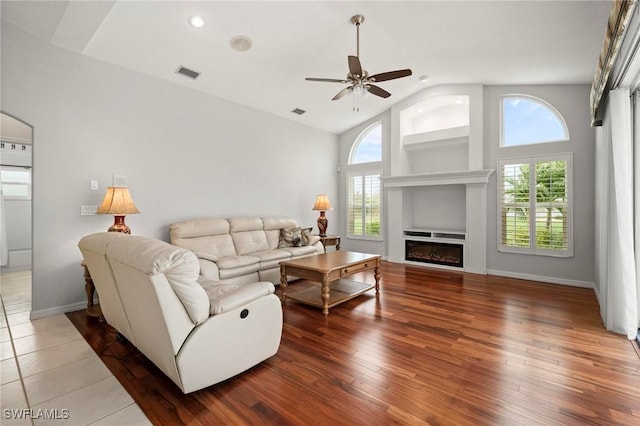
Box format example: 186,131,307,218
1,112,33,316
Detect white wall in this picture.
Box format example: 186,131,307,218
483,85,595,286
1,24,338,317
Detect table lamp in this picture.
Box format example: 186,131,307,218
96,186,140,234
312,194,333,237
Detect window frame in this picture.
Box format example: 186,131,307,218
500,94,570,148
346,121,383,241
497,153,573,257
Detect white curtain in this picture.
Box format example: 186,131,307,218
599,88,639,340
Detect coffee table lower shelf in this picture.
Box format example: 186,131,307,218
285,278,375,310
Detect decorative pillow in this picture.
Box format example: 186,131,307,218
301,227,312,246
279,227,303,247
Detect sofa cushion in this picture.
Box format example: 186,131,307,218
249,249,291,270
172,234,237,259
280,245,319,258
263,217,299,249
249,249,290,262
216,255,260,279
170,218,230,239
231,230,269,255
200,280,275,315
228,217,263,232
262,217,298,230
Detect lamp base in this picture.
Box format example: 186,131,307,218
108,215,131,234
317,211,328,237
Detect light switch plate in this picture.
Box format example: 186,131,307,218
81,205,98,216
90,180,99,191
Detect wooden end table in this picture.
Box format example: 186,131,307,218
279,251,381,315
82,261,103,320
318,235,340,253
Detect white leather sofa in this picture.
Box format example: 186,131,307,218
170,217,324,285
78,232,283,394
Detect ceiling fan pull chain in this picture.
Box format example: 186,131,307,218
356,21,360,58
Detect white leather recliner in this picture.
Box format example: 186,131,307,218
78,232,283,393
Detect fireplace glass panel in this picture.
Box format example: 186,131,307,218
405,240,463,268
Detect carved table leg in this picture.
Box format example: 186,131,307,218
280,264,287,303
374,258,381,294
321,275,330,316
82,261,103,320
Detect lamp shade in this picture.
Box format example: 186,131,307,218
312,195,333,211
96,187,140,215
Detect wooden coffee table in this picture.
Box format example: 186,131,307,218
279,251,381,315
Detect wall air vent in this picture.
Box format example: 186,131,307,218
176,66,200,80
291,108,306,115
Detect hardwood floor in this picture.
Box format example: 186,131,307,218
66,262,640,425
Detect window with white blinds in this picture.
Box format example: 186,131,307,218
498,154,572,257
347,172,381,239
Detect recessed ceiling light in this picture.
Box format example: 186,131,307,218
230,35,252,52
418,75,429,82
189,15,205,28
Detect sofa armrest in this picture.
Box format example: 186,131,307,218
198,258,221,281
307,235,321,247
202,281,275,315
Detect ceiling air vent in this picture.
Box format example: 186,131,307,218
176,66,200,80
291,108,306,115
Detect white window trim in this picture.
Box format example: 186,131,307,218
346,169,383,241
500,94,570,148
497,153,573,257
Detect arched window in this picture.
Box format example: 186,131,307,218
347,123,382,239
501,95,569,147
349,123,382,164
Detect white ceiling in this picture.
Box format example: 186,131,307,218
1,1,611,135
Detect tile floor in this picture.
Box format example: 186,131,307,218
0,271,151,425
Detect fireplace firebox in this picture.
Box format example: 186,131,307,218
405,240,463,268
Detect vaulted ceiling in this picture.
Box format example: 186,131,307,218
1,1,611,134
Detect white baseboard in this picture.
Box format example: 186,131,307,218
487,269,594,289
30,301,87,320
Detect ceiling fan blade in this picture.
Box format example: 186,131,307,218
332,86,353,100
306,77,349,83
366,84,391,98
348,55,363,78
369,69,413,82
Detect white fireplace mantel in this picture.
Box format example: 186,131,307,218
383,169,494,274
382,169,494,188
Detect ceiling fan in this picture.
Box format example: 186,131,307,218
306,15,412,111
